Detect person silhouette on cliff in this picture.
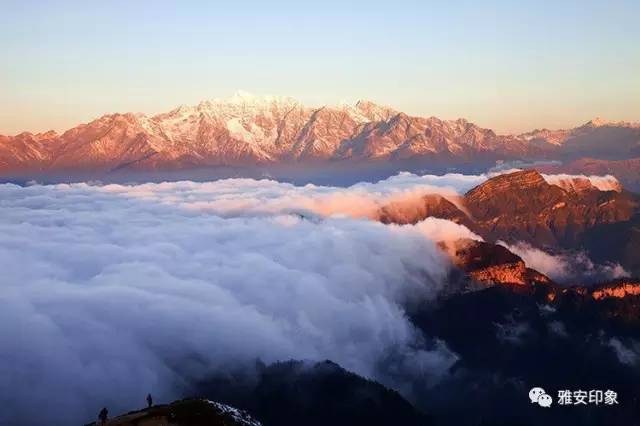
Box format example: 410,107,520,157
98,407,108,425
146,393,153,408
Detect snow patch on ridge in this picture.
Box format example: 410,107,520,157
206,400,262,426
542,173,622,192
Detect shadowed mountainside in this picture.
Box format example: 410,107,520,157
195,360,432,426
84,399,262,426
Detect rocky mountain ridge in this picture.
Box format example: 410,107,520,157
464,170,637,247
377,169,640,276
84,399,262,426
441,237,640,308
2,93,639,174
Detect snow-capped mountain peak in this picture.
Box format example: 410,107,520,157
2,94,639,173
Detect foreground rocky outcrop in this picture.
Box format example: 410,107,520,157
86,360,433,426
84,399,261,426
196,360,431,426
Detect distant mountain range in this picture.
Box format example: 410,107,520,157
1,92,639,178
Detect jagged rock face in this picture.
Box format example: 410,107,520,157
377,169,637,250
443,239,553,288
580,279,640,324
464,170,638,247
0,131,59,169
376,194,476,230
376,170,639,276
289,106,365,161
334,115,530,161
1,95,532,172
591,281,640,300
51,113,160,170
437,237,640,308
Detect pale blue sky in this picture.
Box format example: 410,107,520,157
1,0,638,135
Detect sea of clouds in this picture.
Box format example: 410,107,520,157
0,170,626,424
0,172,485,425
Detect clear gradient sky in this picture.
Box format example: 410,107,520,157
1,0,638,135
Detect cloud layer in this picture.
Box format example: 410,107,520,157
1,169,624,424
0,176,472,425
500,241,628,284
96,171,488,219
541,173,622,192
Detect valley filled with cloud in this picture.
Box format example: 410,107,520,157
0,171,630,424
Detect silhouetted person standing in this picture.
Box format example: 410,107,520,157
146,393,153,408
98,407,108,425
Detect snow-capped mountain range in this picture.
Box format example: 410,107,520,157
1,91,639,173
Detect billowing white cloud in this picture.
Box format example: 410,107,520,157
411,217,483,243
499,241,629,284
0,178,464,425
542,173,621,192
488,165,623,193
97,171,488,220
0,169,624,424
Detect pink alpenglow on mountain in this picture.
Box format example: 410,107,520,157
3,92,639,175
